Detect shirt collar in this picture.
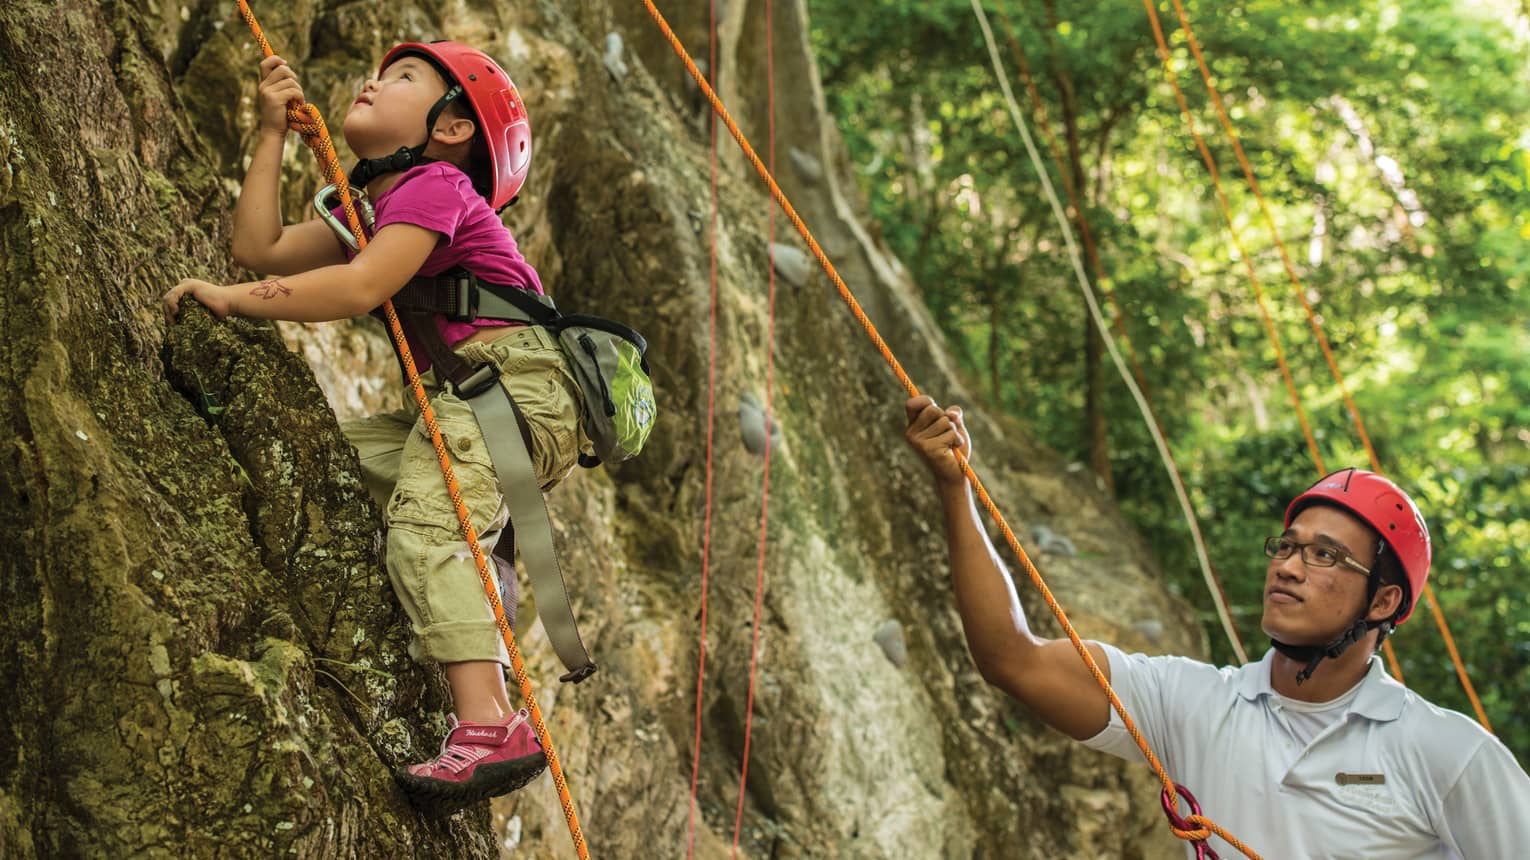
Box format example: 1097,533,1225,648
1238,648,1407,722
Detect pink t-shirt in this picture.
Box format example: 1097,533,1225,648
341,161,543,371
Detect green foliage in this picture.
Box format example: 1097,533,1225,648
811,0,1530,761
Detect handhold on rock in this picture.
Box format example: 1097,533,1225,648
603,33,629,81
874,619,908,667
1031,523,1078,557
789,147,824,183
739,390,782,455
771,243,812,289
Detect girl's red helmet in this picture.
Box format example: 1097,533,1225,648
1284,468,1431,623
380,41,532,209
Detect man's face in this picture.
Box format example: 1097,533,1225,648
1260,504,1379,646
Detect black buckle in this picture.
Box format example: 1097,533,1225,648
442,272,479,322
559,663,598,684
455,363,499,400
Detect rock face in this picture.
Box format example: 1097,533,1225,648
0,1,1202,858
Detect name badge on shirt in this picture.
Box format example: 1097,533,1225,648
1335,772,1385,786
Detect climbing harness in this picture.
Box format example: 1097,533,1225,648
642,0,1262,856
388,266,655,681
316,186,655,683
235,4,588,855
1143,0,1492,731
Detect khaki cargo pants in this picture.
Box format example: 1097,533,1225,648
343,325,582,667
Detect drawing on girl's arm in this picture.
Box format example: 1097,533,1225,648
252,279,293,299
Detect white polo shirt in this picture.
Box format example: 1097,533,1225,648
1083,644,1530,859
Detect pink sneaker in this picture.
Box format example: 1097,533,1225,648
396,710,546,808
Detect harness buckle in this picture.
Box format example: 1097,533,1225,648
454,363,500,400
442,271,480,323
559,663,598,684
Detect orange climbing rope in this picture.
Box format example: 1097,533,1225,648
992,0,1248,666
1147,0,1493,730
233,5,589,855
639,2,1261,856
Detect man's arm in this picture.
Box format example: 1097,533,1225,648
905,395,1113,740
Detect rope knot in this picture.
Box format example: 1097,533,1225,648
1160,783,1221,859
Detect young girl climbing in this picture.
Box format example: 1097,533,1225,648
162,42,580,807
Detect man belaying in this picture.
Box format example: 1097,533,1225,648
903,395,1530,858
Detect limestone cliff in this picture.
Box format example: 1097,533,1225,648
0,1,1203,857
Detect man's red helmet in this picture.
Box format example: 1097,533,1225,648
1285,468,1431,623
381,41,532,209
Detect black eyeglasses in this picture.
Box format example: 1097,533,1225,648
1263,536,1371,575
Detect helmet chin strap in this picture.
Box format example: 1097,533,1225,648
1270,564,1393,685
1271,618,1390,685
348,83,464,195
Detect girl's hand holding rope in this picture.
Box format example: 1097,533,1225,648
256,54,304,138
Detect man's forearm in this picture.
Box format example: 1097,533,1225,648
940,480,1040,678
231,130,288,267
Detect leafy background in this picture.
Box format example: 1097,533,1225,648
809,0,1530,762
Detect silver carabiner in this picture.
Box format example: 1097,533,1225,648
312,183,375,252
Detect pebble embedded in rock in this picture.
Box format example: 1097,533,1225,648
1031,523,1077,557
771,243,812,288
739,390,782,455
603,32,628,81
789,147,823,183
874,619,907,667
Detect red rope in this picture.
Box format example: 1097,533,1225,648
732,2,777,851
686,1,721,854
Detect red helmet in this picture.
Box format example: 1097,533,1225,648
380,41,532,209
1285,468,1431,623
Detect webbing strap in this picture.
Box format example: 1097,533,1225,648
466,379,597,683
394,270,558,326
